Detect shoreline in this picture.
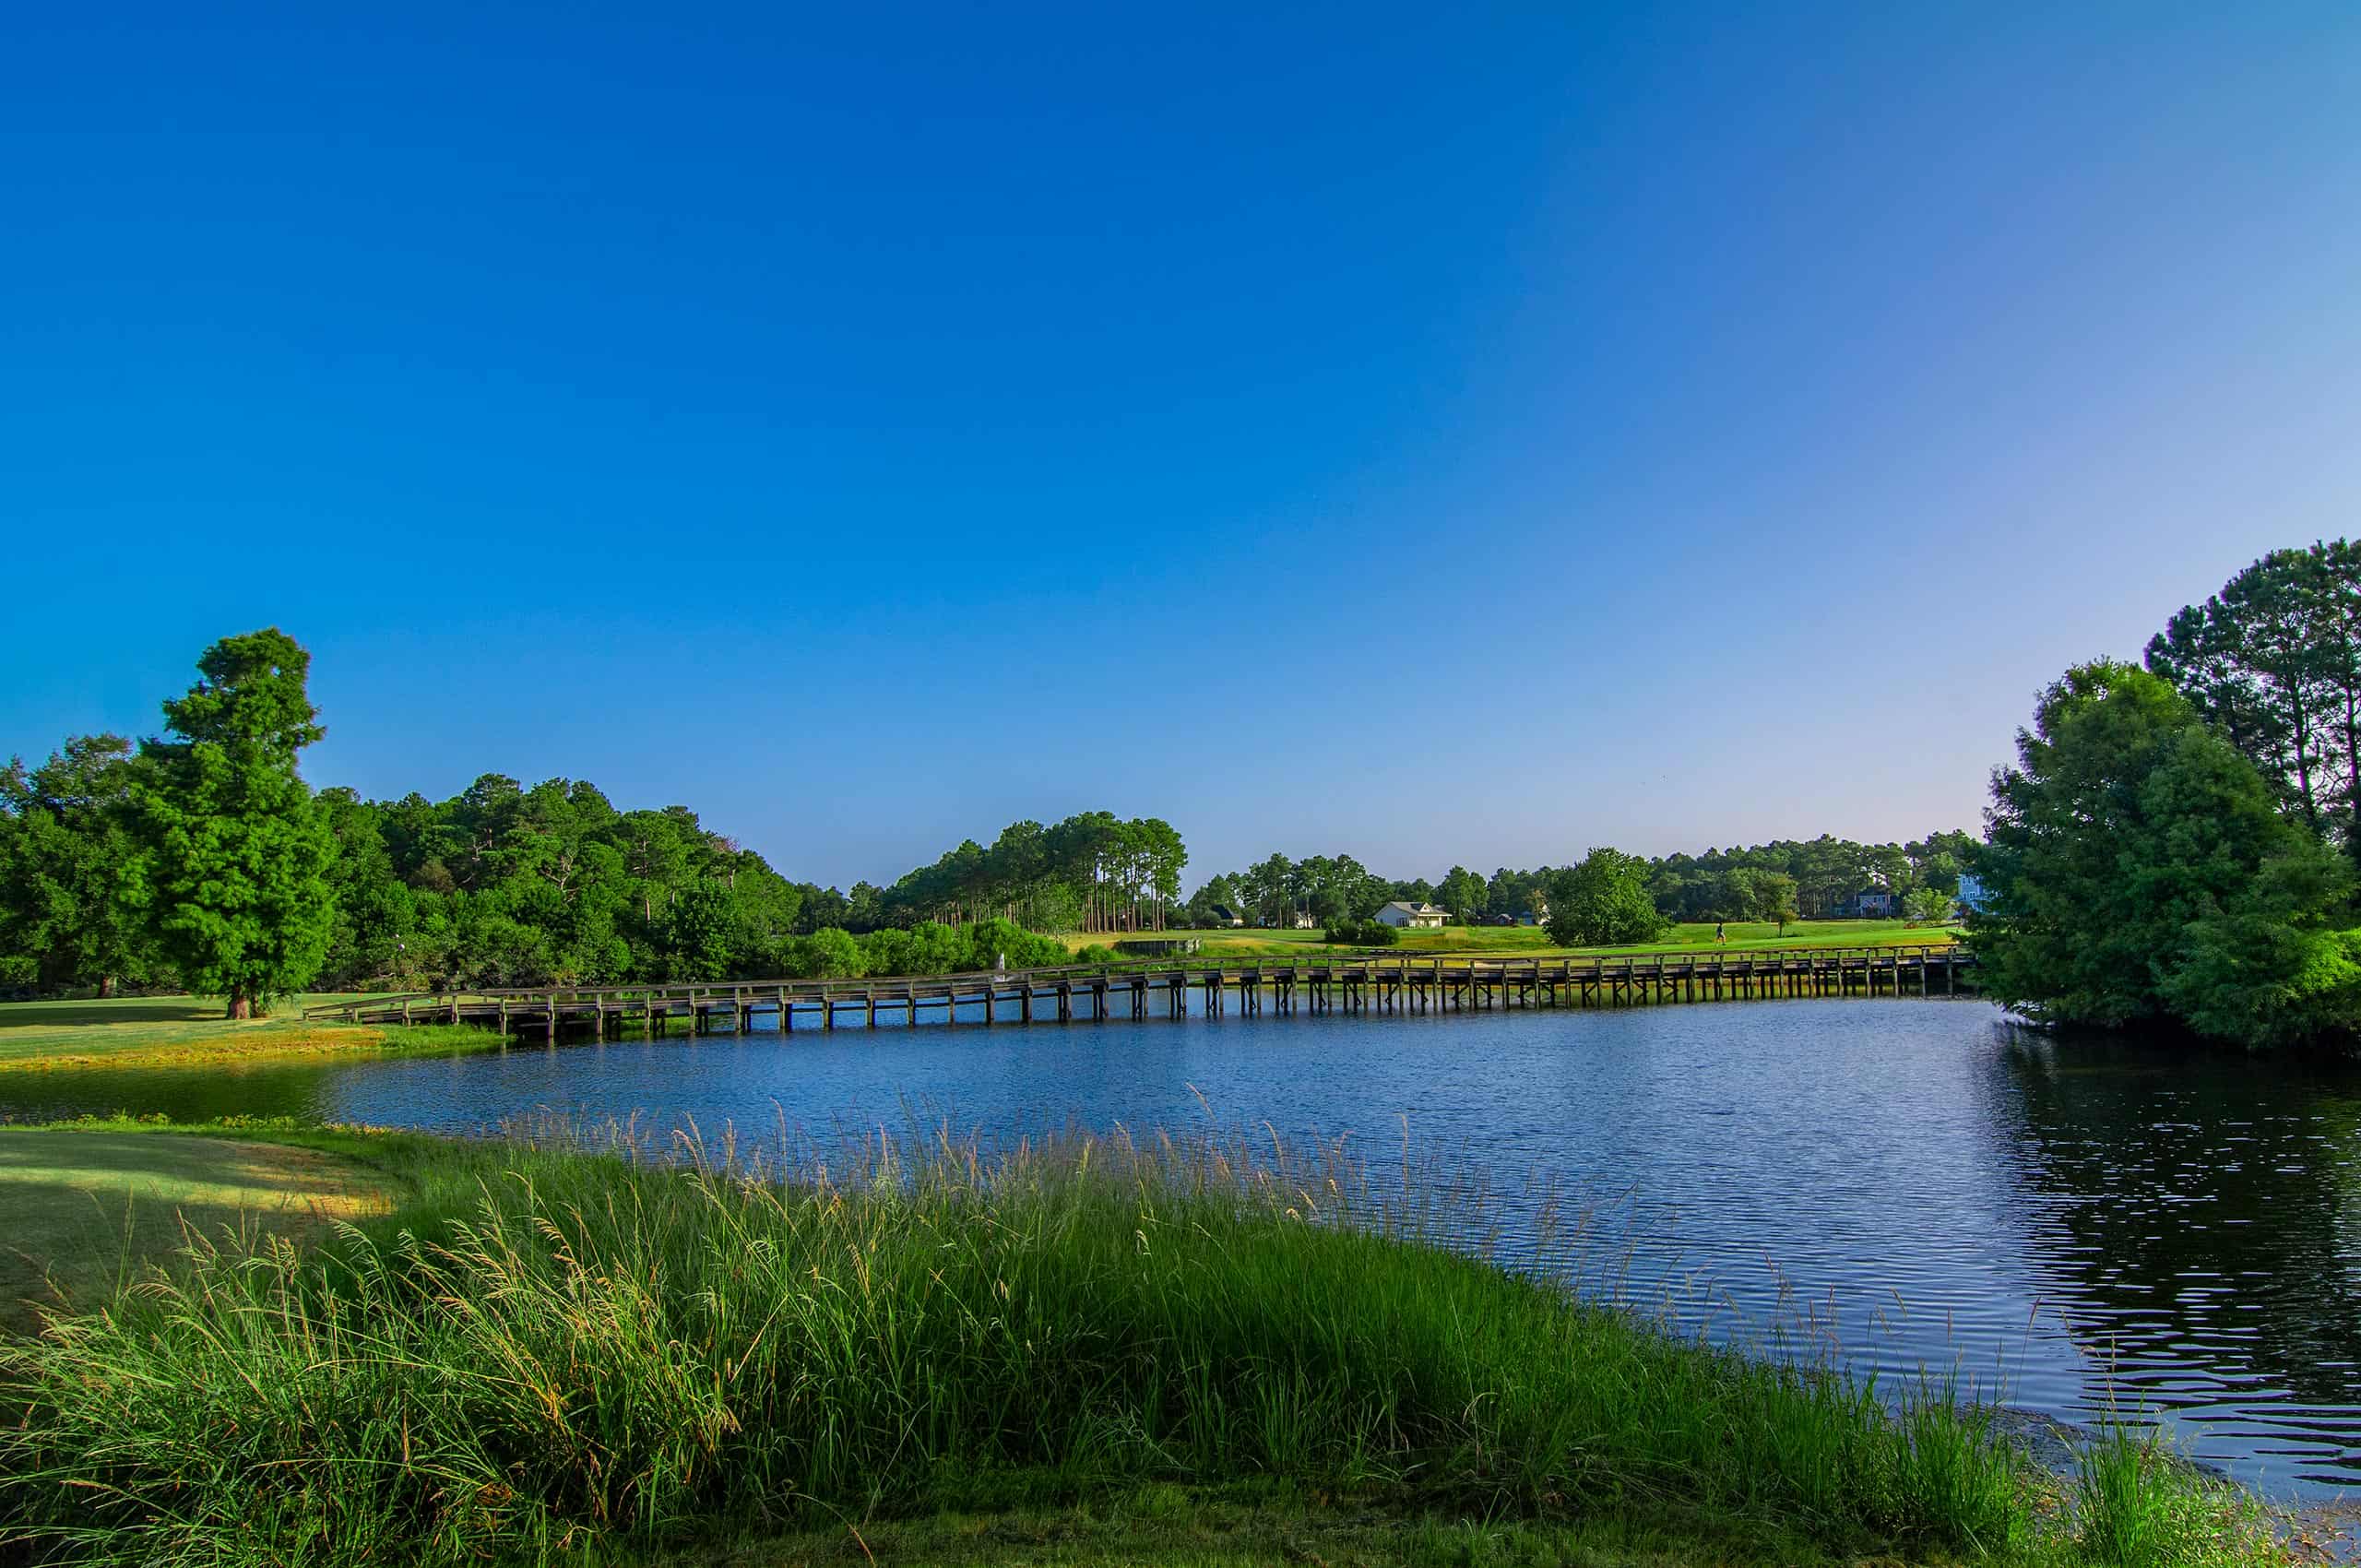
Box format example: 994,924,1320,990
0,1116,2304,1567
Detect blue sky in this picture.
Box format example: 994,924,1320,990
6,4,2357,888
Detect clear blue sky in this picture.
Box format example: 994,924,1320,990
6,4,2357,888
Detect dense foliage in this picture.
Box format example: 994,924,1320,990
820,918,1067,980
0,738,157,996
1543,849,1667,946
1183,851,1405,929
1968,539,2361,1050
0,633,1159,999
859,814,1186,932
1186,837,1969,932
1645,834,1970,922
1971,659,2361,1049
2146,540,2361,859
1319,917,1400,947
126,632,338,1017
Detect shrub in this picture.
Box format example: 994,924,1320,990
952,918,1067,971
783,927,865,980
1544,850,1667,946
1322,918,1399,947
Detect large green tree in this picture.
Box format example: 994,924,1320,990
1968,660,2361,1047
1437,865,1487,924
314,787,423,990
1544,849,1666,946
130,629,338,1017
0,735,160,994
2146,540,2361,861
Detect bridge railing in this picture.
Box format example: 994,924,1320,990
302,943,1970,1021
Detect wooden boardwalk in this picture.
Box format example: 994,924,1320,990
303,944,1973,1040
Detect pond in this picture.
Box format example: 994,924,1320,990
6,996,2357,1499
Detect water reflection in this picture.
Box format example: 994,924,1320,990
0,1057,338,1124
4,1000,2357,1495
1988,1028,2361,1484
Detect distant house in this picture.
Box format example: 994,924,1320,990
1853,889,1896,919
1375,900,1447,930
1290,911,1317,929
1204,903,1245,929
1954,874,1990,914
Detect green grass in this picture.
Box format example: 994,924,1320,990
0,1122,2286,1568
0,1123,397,1334
0,993,499,1071
620,1483,1938,1565
1062,921,1961,962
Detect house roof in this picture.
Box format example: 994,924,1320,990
1380,900,1443,915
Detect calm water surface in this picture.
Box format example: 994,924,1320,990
7,997,2359,1498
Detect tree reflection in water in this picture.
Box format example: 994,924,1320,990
1991,1025,2361,1484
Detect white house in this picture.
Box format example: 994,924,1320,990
1375,900,1447,930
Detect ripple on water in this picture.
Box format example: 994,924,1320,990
6,997,2359,1498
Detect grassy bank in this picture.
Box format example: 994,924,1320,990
0,994,497,1071
0,1122,399,1333
0,1122,2284,1568
1062,919,1961,961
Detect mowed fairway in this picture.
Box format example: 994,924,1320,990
0,1128,393,1332
0,994,481,1071
1061,919,1959,960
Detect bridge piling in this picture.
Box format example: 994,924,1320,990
314,944,1971,1042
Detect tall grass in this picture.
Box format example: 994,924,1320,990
2070,1420,2285,1568
0,1123,2288,1566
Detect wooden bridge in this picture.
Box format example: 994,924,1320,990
303,944,1973,1040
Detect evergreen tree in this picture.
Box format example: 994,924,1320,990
130,629,337,1017
1969,660,2360,1046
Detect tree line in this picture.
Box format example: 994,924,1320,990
1970,537,2361,1051
1180,834,1973,932
4,625,1988,1016
853,815,1187,933
0,632,1121,1008
1182,853,1407,929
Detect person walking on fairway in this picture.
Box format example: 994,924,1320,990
1715,921,1726,945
